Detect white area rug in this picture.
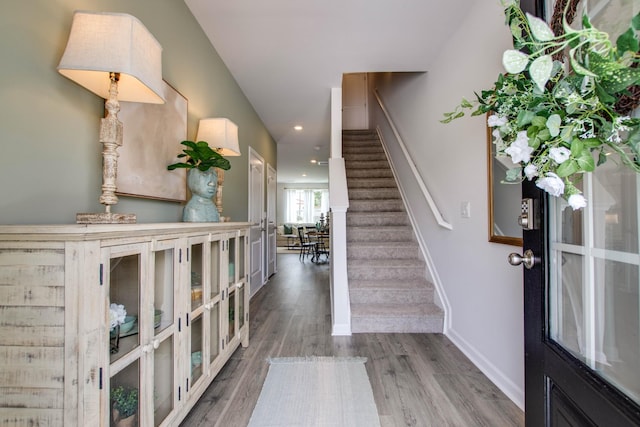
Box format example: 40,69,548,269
247,357,381,427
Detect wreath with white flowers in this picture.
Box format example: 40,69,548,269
442,0,640,209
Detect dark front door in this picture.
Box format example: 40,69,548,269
519,4,640,424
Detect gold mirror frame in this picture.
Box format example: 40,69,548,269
487,119,523,246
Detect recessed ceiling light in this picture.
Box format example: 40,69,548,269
302,173,307,177
310,159,317,164
294,125,303,131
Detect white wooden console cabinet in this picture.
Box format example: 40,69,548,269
0,223,250,426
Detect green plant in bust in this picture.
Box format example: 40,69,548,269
111,385,138,419
443,0,640,209
167,140,231,171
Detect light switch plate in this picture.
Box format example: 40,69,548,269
461,201,471,218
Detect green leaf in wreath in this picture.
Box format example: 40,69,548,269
530,55,553,91
532,116,547,128
582,138,603,148
546,114,561,137
617,27,639,56
569,48,597,78
576,150,595,172
589,52,640,94
570,138,584,157
598,151,608,166
560,124,575,143
556,159,579,177
632,11,640,31
503,50,529,74
526,13,555,41
517,110,535,127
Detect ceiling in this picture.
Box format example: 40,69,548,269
184,0,468,183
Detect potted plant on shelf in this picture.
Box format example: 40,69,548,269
111,385,138,427
442,0,640,209
168,140,231,222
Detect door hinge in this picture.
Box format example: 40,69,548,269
99,367,103,390
178,386,181,401
179,248,182,263
187,247,190,262
186,378,189,392
99,264,103,286
186,313,190,328
178,317,181,332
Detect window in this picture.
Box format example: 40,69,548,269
284,188,329,224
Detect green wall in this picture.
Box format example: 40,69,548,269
0,0,276,224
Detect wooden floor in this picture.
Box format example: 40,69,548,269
181,253,524,427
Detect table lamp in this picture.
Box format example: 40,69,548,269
195,118,241,217
58,11,165,223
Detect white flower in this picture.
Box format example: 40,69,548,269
549,147,571,164
568,194,587,210
524,164,538,180
536,172,565,197
110,303,127,329
487,114,508,127
504,131,534,163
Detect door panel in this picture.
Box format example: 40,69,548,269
266,164,277,277
248,148,265,297
521,1,640,425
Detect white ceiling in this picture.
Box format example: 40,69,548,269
184,0,469,183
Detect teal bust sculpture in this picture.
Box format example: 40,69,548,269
183,168,219,222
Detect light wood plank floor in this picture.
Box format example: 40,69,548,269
181,253,524,427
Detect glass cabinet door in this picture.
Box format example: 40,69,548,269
237,283,246,331
109,252,141,363
228,237,236,286
151,243,177,426
190,242,204,311
106,246,143,427
207,238,223,367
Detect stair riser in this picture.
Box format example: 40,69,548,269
344,160,391,169
343,153,386,162
349,289,434,304
347,228,414,242
347,178,397,189
349,200,404,212
346,169,393,179
348,188,401,200
351,316,444,334
343,148,385,156
348,246,421,260
348,266,425,281
346,213,409,227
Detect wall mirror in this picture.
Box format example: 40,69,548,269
487,124,523,246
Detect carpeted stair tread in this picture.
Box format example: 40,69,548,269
349,277,434,290
346,168,394,178
350,303,444,333
346,212,410,226
347,241,421,260
346,178,397,188
344,160,391,169
348,188,401,200
348,200,405,212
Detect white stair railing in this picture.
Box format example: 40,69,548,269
373,89,452,230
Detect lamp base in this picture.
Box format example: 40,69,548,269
76,212,136,224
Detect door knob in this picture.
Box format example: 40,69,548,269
508,249,536,269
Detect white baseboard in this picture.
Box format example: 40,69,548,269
331,324,352,336
446,328,524,410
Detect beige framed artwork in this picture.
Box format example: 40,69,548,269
116,80,187,202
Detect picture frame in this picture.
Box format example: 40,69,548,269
116,80,187,202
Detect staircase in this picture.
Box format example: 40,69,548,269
344,130,444,333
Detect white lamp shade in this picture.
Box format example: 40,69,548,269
196,118,241,156
58,11,164,104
